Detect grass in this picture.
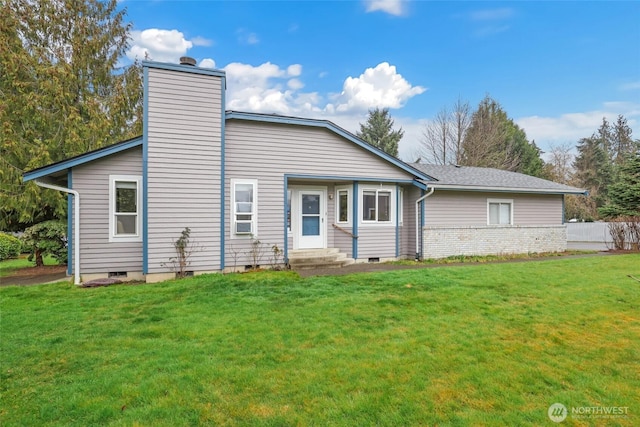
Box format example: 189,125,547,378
0,255,59,278
1,254,639,426
391,250,599,266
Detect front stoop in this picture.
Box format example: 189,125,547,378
288,248,355,270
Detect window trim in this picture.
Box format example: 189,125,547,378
335,186,351,225
360,186,395,226
398,187,404,225
231,179,258,239
109,175,142,243
487,198,514,226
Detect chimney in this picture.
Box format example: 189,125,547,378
179,56,197,66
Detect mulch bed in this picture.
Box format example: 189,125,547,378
1,265,68,287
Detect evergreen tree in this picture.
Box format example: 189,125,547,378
357,107,404,157
599,144,640,218
572,118,615,218
611,115,636,164
460,96,544,177
0,0,142,231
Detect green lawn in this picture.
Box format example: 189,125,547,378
1,255,638,426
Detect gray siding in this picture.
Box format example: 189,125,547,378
146,67,223,273
402,186,420,258
424,191,563,226
225,120,416,265
72,147,143,274
357,228,397,259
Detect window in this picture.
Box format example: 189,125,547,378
232,179,257,237
362,189,392,223
488,199,513,225
109,175,142,242
336,187,350,224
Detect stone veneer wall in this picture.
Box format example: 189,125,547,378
423,225,567,259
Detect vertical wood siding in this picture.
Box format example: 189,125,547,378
224,120,417,265
146,68,223,273
73,148,143,273
424,191,563,226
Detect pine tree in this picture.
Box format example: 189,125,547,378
0,0,142,231
599,148,640,218
357,107,404,157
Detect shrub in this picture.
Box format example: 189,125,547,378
0,233,22,261
607,216,640,251
21,220,68,266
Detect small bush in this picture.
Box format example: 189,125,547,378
21,220,68,266
0,233,22,261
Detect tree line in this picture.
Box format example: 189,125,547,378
358,101,639,222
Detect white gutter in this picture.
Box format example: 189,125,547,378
425,183,587,195
415,187,435,260
34,179,80,285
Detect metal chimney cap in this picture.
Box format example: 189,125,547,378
180,56,197,66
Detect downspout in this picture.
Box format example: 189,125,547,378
415,187,435,260
34,179,81,285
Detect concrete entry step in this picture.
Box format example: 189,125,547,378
289,248,354,270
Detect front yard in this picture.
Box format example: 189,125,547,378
1,255,638,426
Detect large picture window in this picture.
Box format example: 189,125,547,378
232,179,257,237
362,189,392,223
109,175,142,242
487,199,513,225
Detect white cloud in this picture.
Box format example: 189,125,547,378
287,64,302,77
619,81,640,91
223,62,312,114
288,78,304,90
236,28,260,45
467,8,514,37
469,8,514,21
328,62,426,113
127,29,200,62
191,36,213,47
516,102,640,153
364,0,407,16
199,58,216,69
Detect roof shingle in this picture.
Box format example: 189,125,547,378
410,163,586,195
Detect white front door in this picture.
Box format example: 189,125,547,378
296,188,326,249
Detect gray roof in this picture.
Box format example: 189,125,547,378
410,163,586,195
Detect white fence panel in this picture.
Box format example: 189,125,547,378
566,222,612,250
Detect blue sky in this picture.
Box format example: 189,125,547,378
120,0,640,161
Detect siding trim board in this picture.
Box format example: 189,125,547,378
284,173,419,185
67,169,73,276
142,61,226,78
283,176,289,263
352,181,359,260
395,185,400,258
220,77,226,270
142,65,150,275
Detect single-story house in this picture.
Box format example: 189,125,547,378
23,59,586,284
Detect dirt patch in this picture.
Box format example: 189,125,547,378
1,265,68,287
